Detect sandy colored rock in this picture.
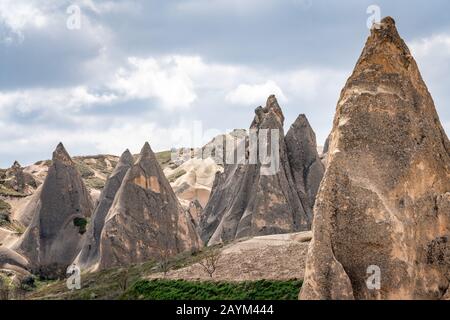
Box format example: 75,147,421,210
166,157,223,208
97,142,201,270
200,96,322,245
13,143,94,277
301,17,450,300
74,150,134,272
149,232,311,282
0,246,29,276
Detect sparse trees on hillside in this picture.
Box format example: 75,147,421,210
198,248,221,278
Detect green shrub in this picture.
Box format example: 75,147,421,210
73,217,88,234
122,279,302,300
85,177,105,190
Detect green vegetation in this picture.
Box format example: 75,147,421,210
73,217,88,235
0,185,25,197
75,163,95,178
123,279,302,300
0,199,11,211
85,177,106,190
29,261,158,300
34,160,52,166
168,169,187,183
0,199,11,227
156,150,172,169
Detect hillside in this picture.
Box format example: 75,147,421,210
27,232,310,300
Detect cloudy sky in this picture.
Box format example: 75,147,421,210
0,0,449,167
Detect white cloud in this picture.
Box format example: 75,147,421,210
226,81,287,106
0,0,48,42
0,51,350,166
408,34,450,139
0,86,117,115
111,57,197,109
410,34,450,58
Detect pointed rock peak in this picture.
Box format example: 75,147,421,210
291,114,311,130
252,95,285,128
136,142,157,164
52,142,73,165
140,142,153,156
119,149,134,165
12,161,21,169
366,16,409,52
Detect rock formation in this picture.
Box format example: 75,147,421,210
1,161,37,195
0,247,30,277
97,142,201,270
300,17,450,300
74,150,134,271
166,157,223,209
285,114,325,210
13,143,94,277
200,95,323,245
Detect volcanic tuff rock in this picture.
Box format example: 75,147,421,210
0,247,30,277
301,17,450,300
13,143,94,277
0,161,37,196
74,150,134,271
97,142,201,270
200,95,323,245
285,115,325,210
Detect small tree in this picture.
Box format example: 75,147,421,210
118,268,130,293
198,248,221,278
150,240,173,277
0,276,12,300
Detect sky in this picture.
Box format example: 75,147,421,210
0,0,449,167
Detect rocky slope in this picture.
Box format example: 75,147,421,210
149,231,312,282
301,17,450,300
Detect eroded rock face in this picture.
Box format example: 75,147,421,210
74,150,134,271
300,17,450,300
200,96,322,245
13,143,94,278
285,115,325,211
97,142,201,270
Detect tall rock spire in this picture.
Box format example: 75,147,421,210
199,95,322,245
285,114,325,211
300,17,450,300
97,142,201,269
74,149,134,271
14,143,94,278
